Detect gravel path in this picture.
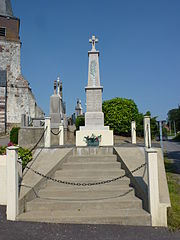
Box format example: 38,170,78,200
0,206,180,240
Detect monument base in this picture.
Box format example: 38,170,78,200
76,129,113,147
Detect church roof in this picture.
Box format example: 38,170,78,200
0,0,13,17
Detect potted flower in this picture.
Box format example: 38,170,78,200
84,134,102,146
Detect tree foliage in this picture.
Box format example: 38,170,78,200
102,98,158,138
75,115,85,130
102,98,139,135
168,106,180,132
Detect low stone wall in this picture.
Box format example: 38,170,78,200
0,155,7,205
18,127,44,149
65,129,75,145
114,146,171,227
18,127,75,149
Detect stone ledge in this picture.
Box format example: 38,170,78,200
76,129,113,147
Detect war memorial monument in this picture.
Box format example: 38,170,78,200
0,0,171,228
76,36,113,146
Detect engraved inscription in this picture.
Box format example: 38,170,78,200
90,60,96,86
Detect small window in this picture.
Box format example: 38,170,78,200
0,28,6,37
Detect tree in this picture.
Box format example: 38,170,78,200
168,106,180,132
102,98,139,135
102,98,158,138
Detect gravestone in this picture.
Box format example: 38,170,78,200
50,79,61,128
50,77,67,128
75,99,83,117
76,36,113,146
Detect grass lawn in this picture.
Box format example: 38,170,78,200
164,157,180,230
172,134,180,142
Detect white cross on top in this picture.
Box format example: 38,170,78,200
89,35,98,51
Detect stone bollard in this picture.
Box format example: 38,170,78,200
146,148,159,226
131,121,136,144
59,124,64,146
144,116,151,148
6,146,19,221
44,117,51,148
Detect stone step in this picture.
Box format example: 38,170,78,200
26,197,143,212
46,176,130,187
54,169,125,178
73,147,114,156
17,209,151,225
67,155,117,163
38,187,135,200
41,184,132,192
61,162,121,170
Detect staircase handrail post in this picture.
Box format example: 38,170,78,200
59,124,64,146
144,116,151,148
146,148,160,226
131,121,136,144
6,146,20,220
44,117,51,148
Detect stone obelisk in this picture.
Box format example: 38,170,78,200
76,35,113,146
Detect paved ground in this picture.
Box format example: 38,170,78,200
0,206,180,240
164,140,180,180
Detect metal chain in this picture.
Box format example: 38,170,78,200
30,127,48,152
18,160,146,186
51,129,61,136
18,127,47,160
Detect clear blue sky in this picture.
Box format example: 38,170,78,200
12,0,180,120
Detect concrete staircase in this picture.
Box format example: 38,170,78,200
17,148,151,225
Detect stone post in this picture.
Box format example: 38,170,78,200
26,115,29,127
131,121,136,144
21,114,26,127
146,148,159,226
59,124,64,146
44,117,51,148
144,116,151,148
6,146,19,221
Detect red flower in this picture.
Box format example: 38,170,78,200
7,142,14,147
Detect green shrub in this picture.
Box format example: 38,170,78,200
102,98,139,135
18,147,32,170
10,127,20,144
0,145,32,170
75,115,85,130
0,146,6,155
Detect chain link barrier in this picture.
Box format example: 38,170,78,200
51,129,61,136
17,160,146,186
18,127,47,161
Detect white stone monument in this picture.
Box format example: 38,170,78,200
76,35,113,146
